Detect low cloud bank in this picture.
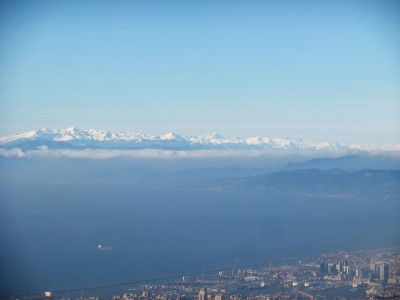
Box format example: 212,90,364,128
0,147,356,160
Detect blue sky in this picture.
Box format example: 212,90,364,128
0,0,399,143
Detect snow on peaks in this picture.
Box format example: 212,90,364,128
0,127,399,154
195,133,248,145
245,137,268,145
314,141,345,151
0,128,53,143
54,127,89,141
198,133,224,140
160,132,184,140
86,129,117,141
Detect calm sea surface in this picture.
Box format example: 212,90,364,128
0,183,399,295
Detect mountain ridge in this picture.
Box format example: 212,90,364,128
1,127,399,153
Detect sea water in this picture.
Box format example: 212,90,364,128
0,183,399,296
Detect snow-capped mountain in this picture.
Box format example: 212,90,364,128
0,127,399,153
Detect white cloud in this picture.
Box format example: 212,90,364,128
0,147,353,160
0,148,26,158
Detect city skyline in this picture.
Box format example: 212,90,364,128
1,0,399,144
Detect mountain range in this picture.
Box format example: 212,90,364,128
1,127,399,153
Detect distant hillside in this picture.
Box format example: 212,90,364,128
230,169,400,201
285,155,400,171
1,154,398,202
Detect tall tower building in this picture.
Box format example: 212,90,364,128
343,266,350,275
355,268,362,279
328,263,336,274
198,289,207,300
380,263,389,282
339,260,344,273
215,295,222,300
319,262,327,273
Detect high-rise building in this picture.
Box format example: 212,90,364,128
338,260,348,273
380,263,389,282
370,262,376,271
328,263,336,274
343,266,350,275
198,289,207,300
355,268,362,279
215,294,222,300
319,262,327,273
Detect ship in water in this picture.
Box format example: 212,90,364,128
97,244,112,251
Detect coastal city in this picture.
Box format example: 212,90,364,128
6,247,400,300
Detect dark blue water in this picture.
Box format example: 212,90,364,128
0,183,399,295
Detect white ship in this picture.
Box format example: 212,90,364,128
98,244,112,251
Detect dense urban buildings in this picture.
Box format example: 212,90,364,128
3,247,399,300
